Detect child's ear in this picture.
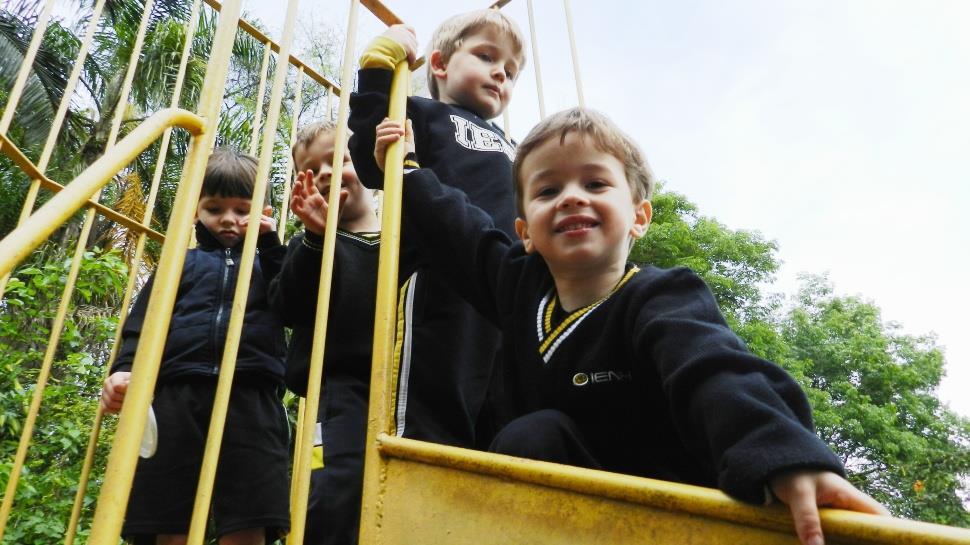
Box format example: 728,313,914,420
629,200,652,239
429,50,448,80
514,217,535,254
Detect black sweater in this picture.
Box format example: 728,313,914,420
344,67,518,447
269,230,380,397
112,222,287,385
399,168,845,503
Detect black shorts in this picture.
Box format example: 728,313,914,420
123,375,290,541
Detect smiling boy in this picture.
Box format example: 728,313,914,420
347,11,526,450
376,108,889,545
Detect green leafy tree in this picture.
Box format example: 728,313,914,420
778,275,969,525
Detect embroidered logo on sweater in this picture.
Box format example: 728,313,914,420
450,115,516,161
535,266,640,364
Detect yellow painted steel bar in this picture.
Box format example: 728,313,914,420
279,66,305,241
0,133,165,242
0,0,109,302
358,59,410,545
377,435,970,545
360,0,403,25
562,0,585,107
0,109,203,280
250,39,272,155
326,84,334,120
184,1,299,543
86,3,242,542
288,1,362,542
0,1,158,533
525,0,546,120
63,2,206,543
291,397,308,502
0,0,56,133
202,0,340,93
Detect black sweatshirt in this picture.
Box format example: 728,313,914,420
399,167,845,503
345,68,518,447
269,230,380,397
112,222,287,385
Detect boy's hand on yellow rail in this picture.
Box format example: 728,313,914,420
374,117,414,172
771,469,890,545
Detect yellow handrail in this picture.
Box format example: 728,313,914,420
0,109,203,280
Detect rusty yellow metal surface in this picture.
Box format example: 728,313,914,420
375,435,970,545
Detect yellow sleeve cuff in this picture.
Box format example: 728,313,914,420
359,36,408,70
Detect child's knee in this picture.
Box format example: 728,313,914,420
489,409,595,466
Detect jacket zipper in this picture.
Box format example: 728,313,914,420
213,247,234,374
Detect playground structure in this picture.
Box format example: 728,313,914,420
1,0,970,544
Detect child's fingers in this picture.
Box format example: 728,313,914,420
787,491,824,545
819,475,890,516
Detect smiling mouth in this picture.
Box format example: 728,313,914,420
483,85,500,96
555,221,599,233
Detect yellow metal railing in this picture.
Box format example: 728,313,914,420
2,1,970,544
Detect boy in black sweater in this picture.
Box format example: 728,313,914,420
347,10,525,448
100,149,290,545
269,121,381,545
375,108,889,545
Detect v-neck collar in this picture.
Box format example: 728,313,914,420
534,265,640,364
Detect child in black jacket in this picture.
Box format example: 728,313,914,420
375,108,889,545
101,148,289,545
347,10,526,448
269,121,381,545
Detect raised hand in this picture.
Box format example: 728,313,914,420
291,169,346,235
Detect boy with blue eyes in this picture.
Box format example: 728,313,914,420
101,148,290,545
375,108,889,545
347,10,526,449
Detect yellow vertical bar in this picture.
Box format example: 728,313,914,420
0,0,57,133
250,39,273,155
288,1,361,543
326,84,335,120
526,0,546,120
0,0,109,302
64,1,205,543
0,0,104,540
279,66,305,241
562,0,585,107
184,1,299,543
358,57,410,545
86,0,244,541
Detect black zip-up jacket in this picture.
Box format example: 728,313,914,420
112,222,287,385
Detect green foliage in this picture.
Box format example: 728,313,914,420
0,248,127,545
773,275,970,526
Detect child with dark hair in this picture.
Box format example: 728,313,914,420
101,148,290,545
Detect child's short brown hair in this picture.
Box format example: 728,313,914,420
426,9,526,100
202,148,259,199
291,120,340,163
512,107,655,217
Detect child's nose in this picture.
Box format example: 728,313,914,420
557,185,589,208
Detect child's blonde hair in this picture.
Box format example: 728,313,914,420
426,9,526,100
291,119,340,163
513,108,656,217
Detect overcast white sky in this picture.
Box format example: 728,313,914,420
246,0,970,417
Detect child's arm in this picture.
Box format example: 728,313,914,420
248,204,285,283
373,118,512,324
770,469,888,545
